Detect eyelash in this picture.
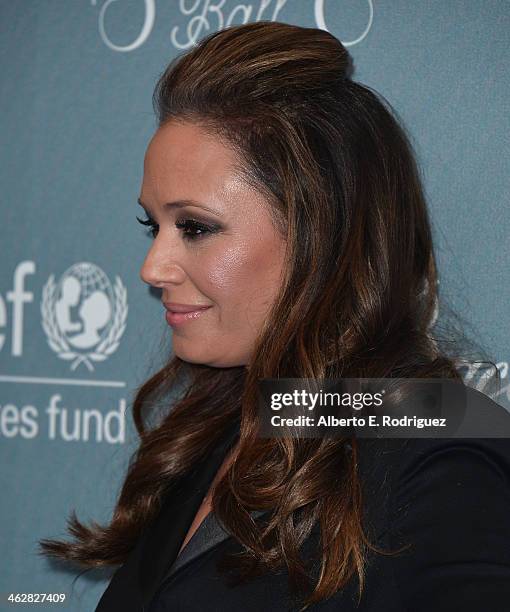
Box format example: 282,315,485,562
136,214,217,241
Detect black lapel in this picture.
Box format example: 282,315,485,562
138,420,240,608
163,508,267,582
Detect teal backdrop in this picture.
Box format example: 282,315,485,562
1,2,509,610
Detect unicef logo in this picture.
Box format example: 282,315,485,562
41,262,128,371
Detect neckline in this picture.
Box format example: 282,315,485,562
175,510,216,561
177,508,213,557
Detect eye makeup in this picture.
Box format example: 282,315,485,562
136,212,221,241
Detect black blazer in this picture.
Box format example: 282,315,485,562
95,409,510,611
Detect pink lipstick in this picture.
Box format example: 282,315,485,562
163,302,212,327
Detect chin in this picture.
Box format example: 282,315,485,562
172,340,213,366
172,346,206,364
173,349,242,369
172,337,247,368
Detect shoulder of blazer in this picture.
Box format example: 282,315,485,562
358,390,510,543
350,391,510,550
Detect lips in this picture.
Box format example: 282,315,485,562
163,302,211,313
163,302,212,327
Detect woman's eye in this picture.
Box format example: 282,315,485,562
136,214,159,238
175,218,215,241
136,214,218,241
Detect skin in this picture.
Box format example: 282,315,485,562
138,118,287,368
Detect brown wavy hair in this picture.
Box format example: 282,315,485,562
39,21,489,607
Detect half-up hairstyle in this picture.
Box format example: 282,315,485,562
40,21,473,607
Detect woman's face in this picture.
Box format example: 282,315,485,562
138,120,287,368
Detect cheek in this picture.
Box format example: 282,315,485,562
203,241,285,325
203,246,247,294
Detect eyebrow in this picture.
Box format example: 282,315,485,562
137,197,223,217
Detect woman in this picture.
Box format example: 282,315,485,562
40,21,510,611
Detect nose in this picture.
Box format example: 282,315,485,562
139,238,186,288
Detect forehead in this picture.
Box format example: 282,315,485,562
142,120,242,198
